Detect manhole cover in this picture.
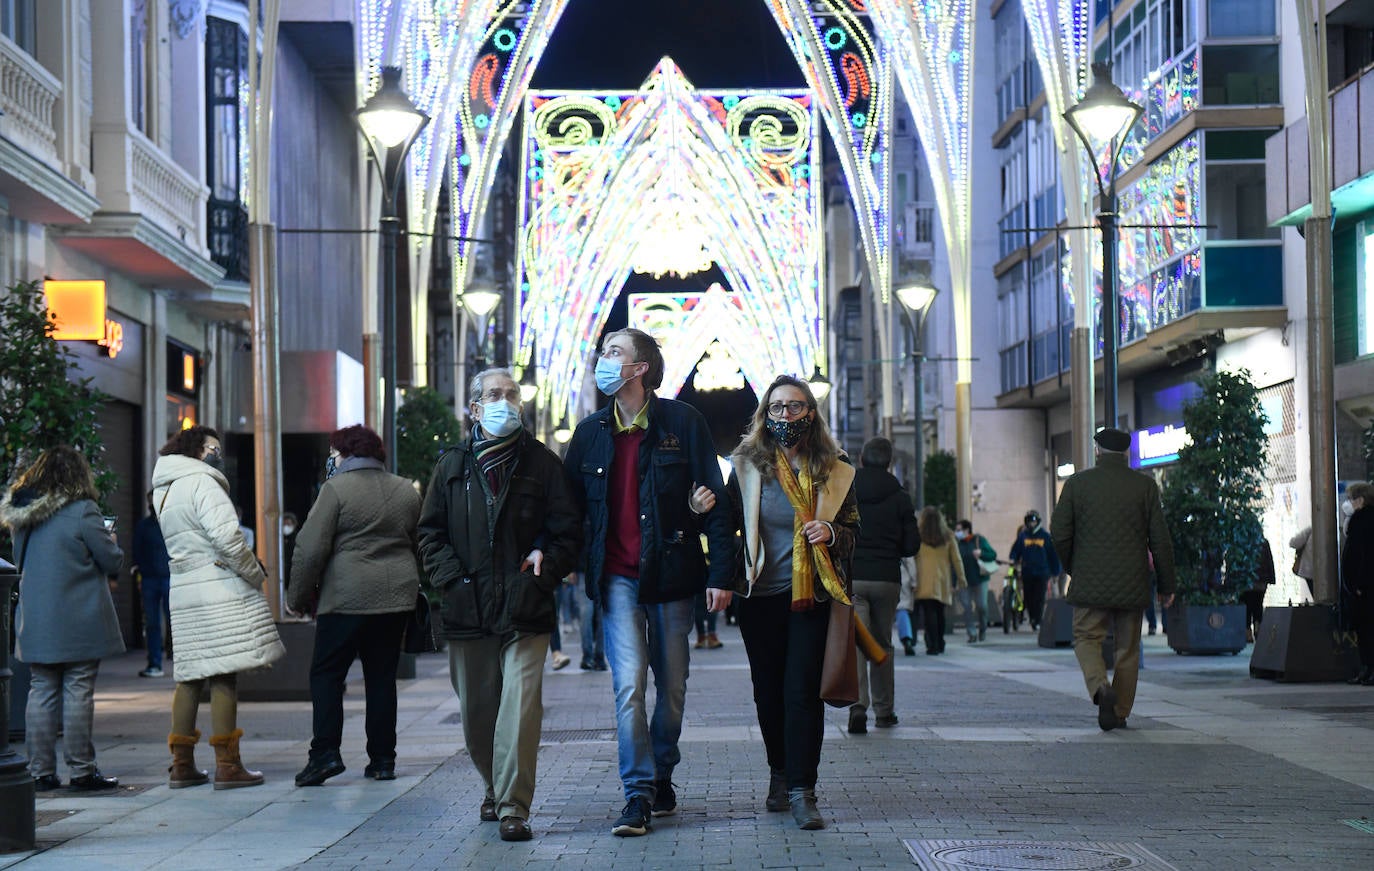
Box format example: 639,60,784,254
1290,705,1374,714
903,840,1179,871
35,810,78,828
1342,818,1374,835
540,728,616,743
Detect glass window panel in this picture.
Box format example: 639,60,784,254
1204,129,1270,160
1205,163,1279,240
1208,0,1275,38
1202,44,1280,105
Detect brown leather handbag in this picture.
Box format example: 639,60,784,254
819,600,859,708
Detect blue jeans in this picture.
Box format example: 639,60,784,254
601,574,694,802
142,574,170,669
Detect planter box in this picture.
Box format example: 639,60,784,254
1038,599,1074,648
1165,602,1247,655
1249,604,1360,682
238,621,316,702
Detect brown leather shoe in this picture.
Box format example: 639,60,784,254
209,728,265,789
480,797,498,822
499,816,532,841
168,731,210,789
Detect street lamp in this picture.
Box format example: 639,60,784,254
356,66,429,474
897,281,940,508
807,364,831,402
1064,61,1143,432
460,280,502,369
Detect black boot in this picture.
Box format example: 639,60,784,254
765,769,788,812
789,788,824,830
1347,667,1371,686
901,637,915,656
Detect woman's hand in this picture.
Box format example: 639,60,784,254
803,520,834,545
689,483,716,515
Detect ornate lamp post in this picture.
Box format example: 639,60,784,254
1064,62,1143,432
897,281,939,508
460,282,502,371
356,66,429,473
807,365,832,402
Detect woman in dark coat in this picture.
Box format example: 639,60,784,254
0,447,124,791
1341,482,1374,685
288,424,422,785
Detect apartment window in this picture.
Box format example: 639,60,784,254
130,0,155,137
1207,0,1275,39
1201,44,1280,104
206,17,250,281
0,0,35,54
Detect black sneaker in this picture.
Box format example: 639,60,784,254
612,796,652,836
1095,685,1120,732
69,771,119,791
651,779,677,817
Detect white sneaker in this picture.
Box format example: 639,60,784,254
138,667,164,678
550,652,571,670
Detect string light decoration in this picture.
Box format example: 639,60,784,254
519,60,823,424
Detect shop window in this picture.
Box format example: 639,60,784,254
1205,163,1278,240
1207,0,1275,38
1201,44,1280,104
0,0,35,55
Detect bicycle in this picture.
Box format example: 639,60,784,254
1000,562,1024,633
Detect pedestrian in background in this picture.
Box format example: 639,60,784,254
896,556,917,653
572,571,607,671
563,329,735,837
847,437,918,734
152,425,284,790
1290,526,1315,599
1051,428,1175,731
288,424,422,787
954,519,994,643
134,490,172,678
420,368,583,841
1239,522,1275,644
1340,482,1374,685
1009,510,1061,631
2,446,125,792
909,507,965,655
693,590,723,649
727,374,859,830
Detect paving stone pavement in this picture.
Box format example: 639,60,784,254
3,620,1374,870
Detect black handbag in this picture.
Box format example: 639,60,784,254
402,591,439,654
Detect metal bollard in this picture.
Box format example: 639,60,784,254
0,558,35,852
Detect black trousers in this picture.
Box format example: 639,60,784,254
1353,599,1374,670
309,611,410,762
1023,574,1050,627
916,599,946,652
737,592,830,790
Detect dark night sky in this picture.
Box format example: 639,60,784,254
532,0,806,90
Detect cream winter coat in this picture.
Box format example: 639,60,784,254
151,454,284,681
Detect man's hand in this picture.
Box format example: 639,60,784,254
706,587,733,612
1159,593,1175,609
520,549,544,576
689,483,716,515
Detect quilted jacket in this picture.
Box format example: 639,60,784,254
151,454,285,681
1,489,125,664
1050,452,1177,610
287,459,421,616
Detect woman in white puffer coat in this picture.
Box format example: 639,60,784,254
151,425,284,789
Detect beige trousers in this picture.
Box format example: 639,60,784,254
448,633,548,820
1071,606,1143,720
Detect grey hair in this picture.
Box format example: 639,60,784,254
468,367,516,403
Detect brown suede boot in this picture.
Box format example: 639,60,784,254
168,730,210,789
208,728,265,790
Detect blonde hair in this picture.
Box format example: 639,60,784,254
731,375,841,485
10,446,97,503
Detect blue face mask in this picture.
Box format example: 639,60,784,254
480,400,522,438
595,356,639,396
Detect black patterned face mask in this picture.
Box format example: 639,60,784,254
766,415,812,448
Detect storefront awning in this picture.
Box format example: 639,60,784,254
49,213,224,290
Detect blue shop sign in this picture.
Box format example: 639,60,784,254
1130,422,1191,469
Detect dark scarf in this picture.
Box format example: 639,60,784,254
474,428,521,497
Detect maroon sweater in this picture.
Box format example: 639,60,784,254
604,427,646,579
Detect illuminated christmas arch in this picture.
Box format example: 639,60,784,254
519,60,822,424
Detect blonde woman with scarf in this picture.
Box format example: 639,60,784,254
724,375,859,830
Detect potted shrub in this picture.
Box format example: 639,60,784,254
1160,368,1269,655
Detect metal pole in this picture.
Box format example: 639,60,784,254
1099,202,1119,429
250,222,283,619
0,562,35,851
1307,216,1338,604
913,330,924,510
381,212,400,475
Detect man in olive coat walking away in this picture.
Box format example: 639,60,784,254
1051,428,1176,731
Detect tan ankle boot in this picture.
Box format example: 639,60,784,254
208,728,264,790
168,730,210,789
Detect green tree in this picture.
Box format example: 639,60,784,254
923,449,956,526
0,280,116,557
396,386,463,491
1161,368,1269,605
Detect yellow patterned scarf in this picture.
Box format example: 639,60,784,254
774,450,851,611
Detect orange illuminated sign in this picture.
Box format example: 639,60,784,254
182,352,196,392
45,280,107,341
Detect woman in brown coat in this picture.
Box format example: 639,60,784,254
907,507,966,654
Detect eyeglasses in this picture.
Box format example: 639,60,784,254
477,388,522,404
767,401,811,418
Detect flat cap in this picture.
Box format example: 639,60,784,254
1094,427,1131,453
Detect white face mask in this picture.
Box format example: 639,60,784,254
1342,499,1356,518
282,525,296,536
479,400,522,438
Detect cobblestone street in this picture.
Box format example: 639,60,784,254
4,621,1373,870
